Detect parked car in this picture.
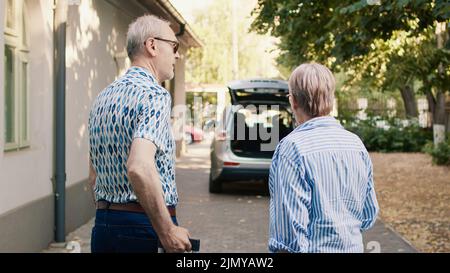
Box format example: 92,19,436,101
184,125,204,145
209,79,294,193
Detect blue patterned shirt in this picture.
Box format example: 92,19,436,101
269,116,379,253
88,66,177,206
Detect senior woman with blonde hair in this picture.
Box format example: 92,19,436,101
268,63,379,253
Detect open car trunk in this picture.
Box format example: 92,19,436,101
227,79,293,159
230,105,293,158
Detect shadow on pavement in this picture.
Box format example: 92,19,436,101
220,179,270,196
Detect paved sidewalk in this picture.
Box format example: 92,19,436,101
42,218,417,253
43,141,418,253
363,221,417,253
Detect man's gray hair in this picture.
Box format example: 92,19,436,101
126,14,170,61
289,63,336,117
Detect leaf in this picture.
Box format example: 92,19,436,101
396,0,412,9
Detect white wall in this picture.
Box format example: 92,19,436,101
0,1,5,154
1,0,193,215
65,0,139,186
0,0,54,215
173,47,187,156
0,0,141,215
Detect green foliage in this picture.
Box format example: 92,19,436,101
251,0,339,68
184,0,233,84
423,137,450,165
339,114,433,153
185,0,281,84
250,0,450,96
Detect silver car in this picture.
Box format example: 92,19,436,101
209,79,294,193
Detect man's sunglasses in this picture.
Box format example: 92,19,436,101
145,37,180,54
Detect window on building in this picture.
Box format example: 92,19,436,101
4,0,29,151
5,0,15,31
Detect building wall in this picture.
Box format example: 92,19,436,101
65,0,139,188
0,0,194,252
0,0,54,216
0,0,4,159
0,0,55,252
0,0,143,252
173,47,187,157
0,0,191,216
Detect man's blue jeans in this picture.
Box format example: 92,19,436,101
91,209,178,253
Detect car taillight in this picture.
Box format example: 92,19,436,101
216,130,228,141
223,162,240,167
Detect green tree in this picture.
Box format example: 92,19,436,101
251,0,450,138
336,1,450,133
185,0,281,85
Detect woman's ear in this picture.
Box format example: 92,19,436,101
289,94,299,109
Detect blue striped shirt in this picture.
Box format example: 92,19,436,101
268,116,379,253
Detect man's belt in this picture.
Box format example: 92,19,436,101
96,200,176,217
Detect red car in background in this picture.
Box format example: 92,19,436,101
184,125,204,144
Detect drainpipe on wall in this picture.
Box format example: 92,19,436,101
53,0,68,243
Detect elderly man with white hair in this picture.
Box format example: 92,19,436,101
268,63,379,253
88,15,191,253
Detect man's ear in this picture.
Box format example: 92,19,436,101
144,38,158,57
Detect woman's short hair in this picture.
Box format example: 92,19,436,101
289,63,336,117
126,15,170,61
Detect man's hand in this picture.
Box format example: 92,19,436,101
159,226,192,253
127,138,192,253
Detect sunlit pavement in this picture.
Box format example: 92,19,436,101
43,138,417,253
176,138,270,253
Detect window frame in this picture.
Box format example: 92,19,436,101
3,0,30,152
4,0,18,37
4,42,18,151
18,50,30,148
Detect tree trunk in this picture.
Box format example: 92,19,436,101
425,88,436,118
433,91,447,145
400,85,418,118
434,91,446,124
434,22,448,145
424,86,447,144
